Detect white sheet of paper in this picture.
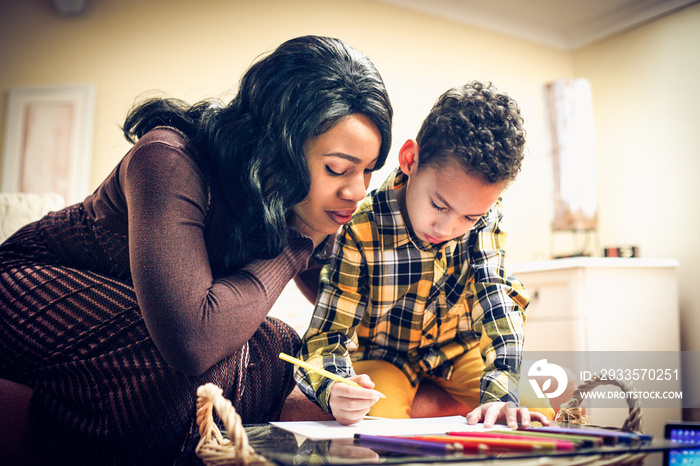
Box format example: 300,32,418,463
269,415,510,440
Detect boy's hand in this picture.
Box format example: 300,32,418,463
329,374,384,425
465,401,551,429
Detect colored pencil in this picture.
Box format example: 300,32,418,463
446,431,576,451
278,353,385,397
486,429,601,448
408,435,555,451
354,434,464,455
522,426,652,445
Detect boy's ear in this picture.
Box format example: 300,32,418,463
398,139,419,176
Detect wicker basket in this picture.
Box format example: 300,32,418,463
195,375,647,466
551,374,646,466
195,383,272,466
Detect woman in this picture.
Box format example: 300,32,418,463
0,35,392,465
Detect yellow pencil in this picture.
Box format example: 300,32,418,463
278,353,385,397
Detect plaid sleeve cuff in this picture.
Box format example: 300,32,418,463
317,379,335,413
480,369,521,405
293,353,356,413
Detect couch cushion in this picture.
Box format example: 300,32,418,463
0,192,65,243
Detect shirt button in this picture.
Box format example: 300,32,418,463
436,251,442,260
426,334,435,340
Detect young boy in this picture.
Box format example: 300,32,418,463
295,81,554,427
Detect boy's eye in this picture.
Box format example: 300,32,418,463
431,201,446,212
325,165,346,176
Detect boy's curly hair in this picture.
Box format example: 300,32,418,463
415,81,525,184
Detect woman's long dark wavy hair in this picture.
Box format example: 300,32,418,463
122,35,393,272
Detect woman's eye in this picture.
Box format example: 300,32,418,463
325,166,346,176
431,201,446,212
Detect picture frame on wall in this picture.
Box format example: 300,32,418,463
2,84,95,205
545,78,598,232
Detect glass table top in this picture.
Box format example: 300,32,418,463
244,423,700,465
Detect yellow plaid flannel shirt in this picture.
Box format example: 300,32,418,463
295,169,529,413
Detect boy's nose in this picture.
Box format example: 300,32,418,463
434,219,454,238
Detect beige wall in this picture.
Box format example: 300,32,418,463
574,3,700,420
0,0,572,261
1,0,698,417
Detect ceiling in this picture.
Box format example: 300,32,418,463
374,0,699,51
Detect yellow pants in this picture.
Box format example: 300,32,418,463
353,345,555,420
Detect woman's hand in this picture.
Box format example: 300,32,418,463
466,401,550,429
287,212,329,248
329,374,384,425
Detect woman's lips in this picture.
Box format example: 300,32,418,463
327,210,355,225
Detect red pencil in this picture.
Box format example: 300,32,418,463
407,435,556,452
446,431,576,451
396,436,490,453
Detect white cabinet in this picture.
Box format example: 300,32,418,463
511,257,682,440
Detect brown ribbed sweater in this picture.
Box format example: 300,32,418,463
82,127,315,375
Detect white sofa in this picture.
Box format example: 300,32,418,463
0,192,64,465
0,192,65,243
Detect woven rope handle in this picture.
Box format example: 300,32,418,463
195,383,271,466
555,374,643,433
